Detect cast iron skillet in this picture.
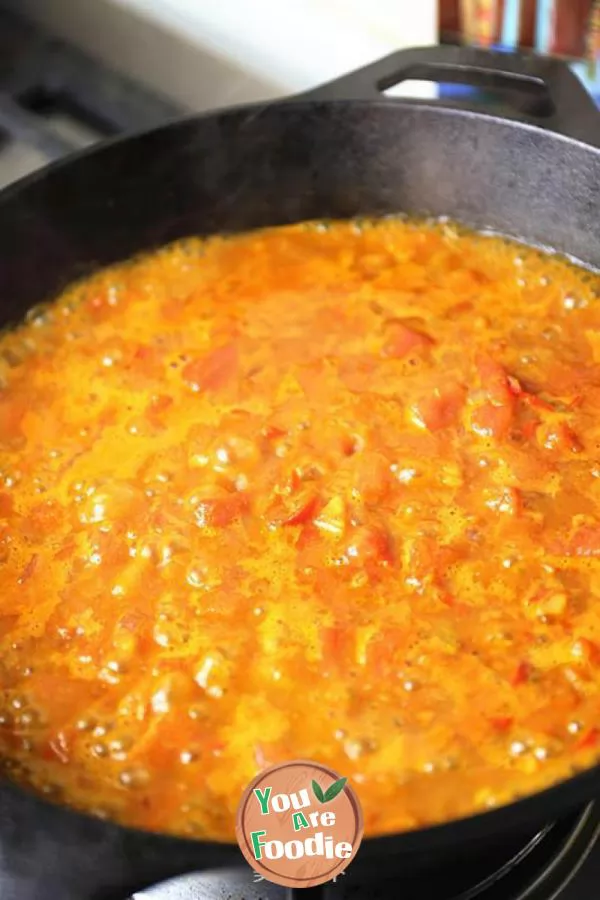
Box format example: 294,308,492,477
2,44,600,900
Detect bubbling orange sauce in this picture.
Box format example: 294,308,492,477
2,218,600,840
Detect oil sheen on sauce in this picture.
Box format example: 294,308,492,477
1,218,600,841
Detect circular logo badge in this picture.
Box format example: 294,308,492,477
236,759,363,889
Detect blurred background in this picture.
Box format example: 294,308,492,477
0,0,599,190
440,0,600,99
441,0,598,58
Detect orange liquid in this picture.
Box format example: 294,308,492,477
1,219,600,840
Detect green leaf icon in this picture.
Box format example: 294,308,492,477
312,779,325,803
323,776,347,803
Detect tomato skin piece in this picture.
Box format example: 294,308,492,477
521,392,554,413
182,343,238,392
17,553,39,585
507,375,522,396
264,465,321,527
490,716,514,732
282,493,318,526
574,728,600,752
382,323,434,359
261,424,286,442
511,661,531,686
267,488,319,528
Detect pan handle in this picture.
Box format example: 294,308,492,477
299,45,600,146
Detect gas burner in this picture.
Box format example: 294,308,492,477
129,804,600,900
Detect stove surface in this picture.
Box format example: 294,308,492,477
0,8,184,189
127,805,600,900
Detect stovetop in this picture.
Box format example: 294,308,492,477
126,805,600,900
1,803,599,900
2,8,600,900
0,8,184,189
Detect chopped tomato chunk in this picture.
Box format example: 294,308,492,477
351,452,392,504
490,716,514,732
468,355,517,438
511,661,531,686
469,401,514,438
0,492,13,518
476,355,518,405
322,625,353,665
558,525,600,557
574,728,600,752
193,494,248,527
382,322,434,359
266,488,319,527
536,422,582,453
410,383,465,431
345,523,394,566
182,342,238,392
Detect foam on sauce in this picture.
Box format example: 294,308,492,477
2,218,600,839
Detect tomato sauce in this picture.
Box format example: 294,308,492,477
2,218,600,840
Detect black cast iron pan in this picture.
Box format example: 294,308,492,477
2,44,600,900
